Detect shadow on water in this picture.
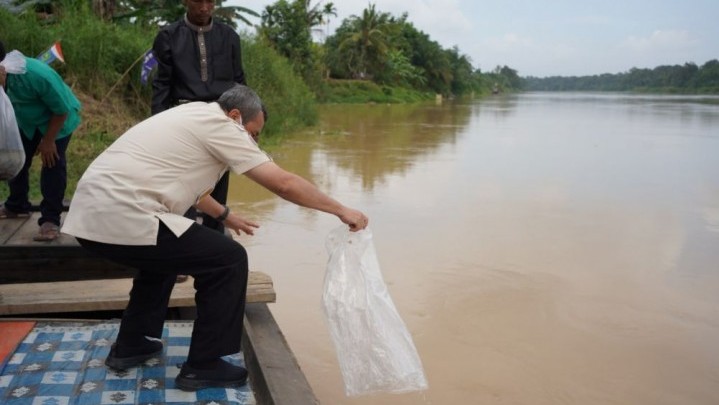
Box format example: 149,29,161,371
228,101,475,208
312,102,474,190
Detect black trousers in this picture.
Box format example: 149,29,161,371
185,170,229,233
77,222,249,363
4,129,70,226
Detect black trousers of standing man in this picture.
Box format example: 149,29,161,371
185,171,230,233
5,129,71,226
76,222,249,363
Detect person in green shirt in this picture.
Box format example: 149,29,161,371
0,41,81,241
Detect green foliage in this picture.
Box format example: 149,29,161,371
322,79,433,103
524,60,719,93
335,4,391,79
259,0,334,92
242,34,318,139
1,2,153,105
381,49,425,87
324,6,486,97
4,0,259,29
0,2,317,200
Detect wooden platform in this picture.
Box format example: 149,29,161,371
0,272,275,315
1,212,137,283
1,215,317,404
1,212,276,315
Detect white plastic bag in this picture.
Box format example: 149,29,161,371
0,50,26,180
322,226,428,397
0,87,24,180
1,50,28,74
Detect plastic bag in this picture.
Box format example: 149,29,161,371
1,50,28,74
322,225,428,397
0,87,24,180
0,50,26,180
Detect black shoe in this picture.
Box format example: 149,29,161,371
105,340,163,370
175,359,248,391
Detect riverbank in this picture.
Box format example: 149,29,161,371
0,81,438,201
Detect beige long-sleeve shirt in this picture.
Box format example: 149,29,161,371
62,102,270,245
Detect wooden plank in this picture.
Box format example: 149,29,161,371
0,245,135,284
243,303,319,405
0,271,275,315
0,215,31,244
0,212,251,283
4,213,75,246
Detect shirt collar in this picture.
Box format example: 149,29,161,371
184,14,213,33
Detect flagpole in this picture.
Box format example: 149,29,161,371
100,50,147,105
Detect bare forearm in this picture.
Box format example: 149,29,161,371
270,172,344,215
246,162,369,231
195,194,260,235
44,113,67,142
194,195,225,219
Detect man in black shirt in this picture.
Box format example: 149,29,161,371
151,0,246,236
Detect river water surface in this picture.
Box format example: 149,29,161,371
228,92,719,404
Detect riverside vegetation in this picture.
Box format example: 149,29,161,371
0,0,521,200
7,0,714,200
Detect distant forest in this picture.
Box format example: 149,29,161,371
523,60,719,93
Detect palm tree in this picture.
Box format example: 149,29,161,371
111,0,258,29
302,0,335,38
338,4,391,78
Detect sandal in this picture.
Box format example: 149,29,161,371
34,222,60,241
0,205,30,219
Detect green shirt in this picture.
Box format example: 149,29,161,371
6,57,81,140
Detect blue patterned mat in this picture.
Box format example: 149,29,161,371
0,321,255,404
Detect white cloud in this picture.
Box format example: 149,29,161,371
229,1,718,76
389,0,472,47
620,30,698,53
483,33,535,51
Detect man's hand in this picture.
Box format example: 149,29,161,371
224,213,260,236
37,137,60,168
339,207,369,232
0,65,6,87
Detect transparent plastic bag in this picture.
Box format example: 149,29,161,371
1,50,28,74
0,87,24,180
0,50,26,180
322,225,428,397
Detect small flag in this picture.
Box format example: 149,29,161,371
37,41,65,64
140,49,158,85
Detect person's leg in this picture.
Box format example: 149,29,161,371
4,130,39,214
186,235,248,364
116,269,176,346
77,236,175,368
77,222,249,365
201,170,229,233
38,134,71,226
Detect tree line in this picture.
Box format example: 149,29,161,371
258,1,522,97
524,60,719,94
1,0,523,99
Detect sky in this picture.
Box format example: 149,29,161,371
227,0,719,78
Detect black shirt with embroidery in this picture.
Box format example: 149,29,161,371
151,16,246,115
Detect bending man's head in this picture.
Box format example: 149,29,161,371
218,85,265,140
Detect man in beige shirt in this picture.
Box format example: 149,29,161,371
62,85,368,391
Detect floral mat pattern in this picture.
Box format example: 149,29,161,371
0,321,255,404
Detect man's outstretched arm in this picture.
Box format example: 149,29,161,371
244,162,368,231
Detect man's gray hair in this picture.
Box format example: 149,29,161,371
217,85,263,122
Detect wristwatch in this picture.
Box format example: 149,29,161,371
215,205,230,222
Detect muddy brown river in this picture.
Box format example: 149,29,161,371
228,93,719,404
